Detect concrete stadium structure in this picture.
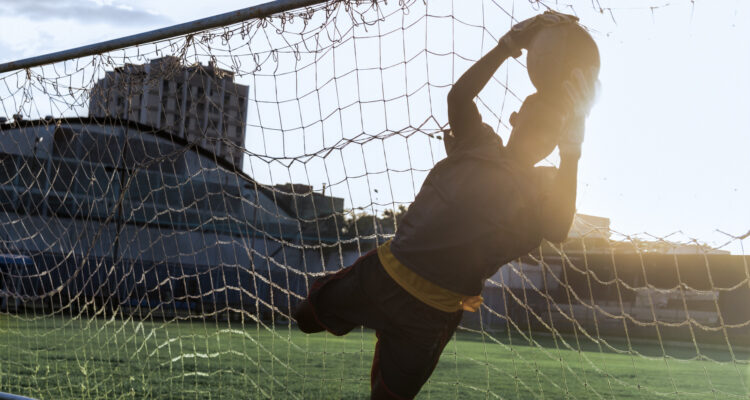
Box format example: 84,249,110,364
0,118,345,320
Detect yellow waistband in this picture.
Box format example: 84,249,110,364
377,240,482,313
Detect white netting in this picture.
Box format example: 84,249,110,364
0,0,748,398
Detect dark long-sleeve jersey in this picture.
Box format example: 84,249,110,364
390,123,566,296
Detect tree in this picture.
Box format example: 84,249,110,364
342,205,408,238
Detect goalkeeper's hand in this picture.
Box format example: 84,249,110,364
499,11,580,58
558,68,600,159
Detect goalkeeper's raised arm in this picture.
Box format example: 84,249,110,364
540,68,600,243
446,14,540,144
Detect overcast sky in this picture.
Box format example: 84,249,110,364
0,1,273,62
0,0,748,253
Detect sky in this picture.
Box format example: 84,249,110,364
0,0,748,253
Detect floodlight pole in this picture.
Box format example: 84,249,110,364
0,0,329,74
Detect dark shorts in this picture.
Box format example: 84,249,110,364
308,249,463,399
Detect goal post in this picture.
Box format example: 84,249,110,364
0,0,748,399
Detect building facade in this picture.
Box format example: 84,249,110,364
88,57,249,170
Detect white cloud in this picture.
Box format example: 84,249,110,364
0,0,168,25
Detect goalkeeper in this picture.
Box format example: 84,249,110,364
293,11,599,400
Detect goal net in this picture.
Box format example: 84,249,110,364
0,0,748,398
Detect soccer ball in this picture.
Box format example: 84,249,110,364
526,23,600,93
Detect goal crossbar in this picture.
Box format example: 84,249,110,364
0,0,327,74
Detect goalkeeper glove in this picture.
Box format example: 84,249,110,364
499,11,580,58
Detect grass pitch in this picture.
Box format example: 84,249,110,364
1,314,748,399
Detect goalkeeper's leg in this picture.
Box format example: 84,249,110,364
368,289,462,399
294,249,383,336
294,249,462,399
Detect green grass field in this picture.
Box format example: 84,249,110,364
1,314,749,399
